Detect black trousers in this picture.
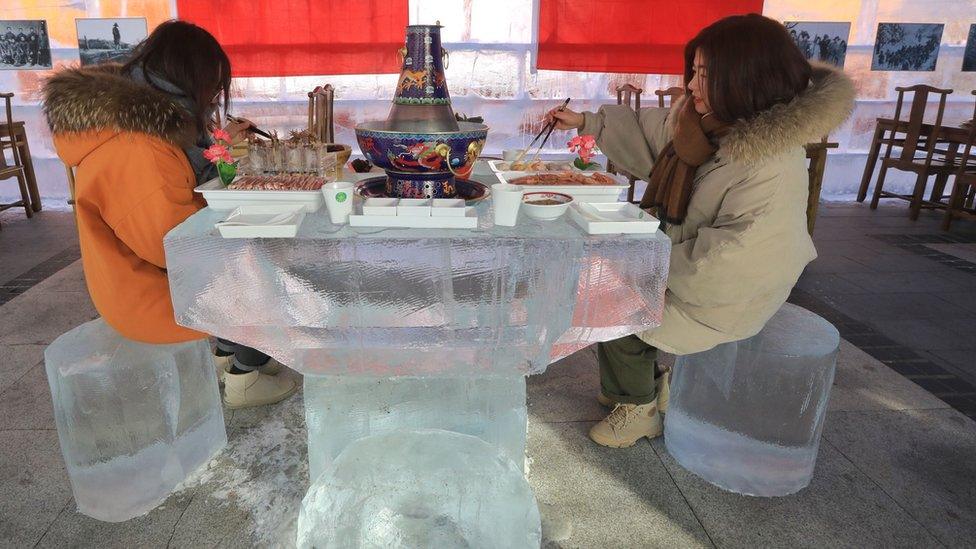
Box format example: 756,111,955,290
215,338,269,369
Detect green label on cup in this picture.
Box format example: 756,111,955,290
638,211,644,219
336,192,348,203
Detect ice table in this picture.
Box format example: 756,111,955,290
164,168,670,545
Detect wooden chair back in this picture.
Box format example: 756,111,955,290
883,85,952,168
307,84,335,143
1,92,24,169
804,136,839,234
616,83,643,111
655,86,684,109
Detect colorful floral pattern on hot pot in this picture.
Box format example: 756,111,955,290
385,171,459,199
395,25,451,106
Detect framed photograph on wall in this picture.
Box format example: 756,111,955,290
0,20,52,70
963,24,976,72
76,17,148,66
872,23,944,71
784,21,851,68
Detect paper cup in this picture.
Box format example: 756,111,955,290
323,181,355,224
492,183,524,227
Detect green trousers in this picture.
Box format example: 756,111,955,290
597,334,658,405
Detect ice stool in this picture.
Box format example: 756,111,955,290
44,318,227,522
664,303,840,496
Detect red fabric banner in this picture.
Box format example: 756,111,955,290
537,0,764,74
176,0,408,77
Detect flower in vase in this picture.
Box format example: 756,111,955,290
204,143,232,164
568,135,600,170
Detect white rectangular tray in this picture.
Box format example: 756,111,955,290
215,204,306,238
349,210,478,229
487,160,581,173
195,177,324,212
495,171,628,203
569,202,660,234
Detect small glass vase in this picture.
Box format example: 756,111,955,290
217,161,238,185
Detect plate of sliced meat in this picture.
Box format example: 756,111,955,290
495,171,629,203
195,175,326,212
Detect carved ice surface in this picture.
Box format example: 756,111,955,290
664,303,840,497
164,169,671,377
304,373,527,482
44,318,226,522
297,429,542,549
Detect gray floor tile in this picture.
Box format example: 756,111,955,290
823,409,976,547
526,420,713,548
654,436,940,549
829,340,950,412
870,318,974,352
934,292,976,313
527,346,607,423
827,292,975,321
0,363,55,430
0,290,97,345
849,253,959,273
0,430,72,548
795,272,870,295
804,255,874,274
925,243,976,263
837,271,969,294
0,344,45,395
41,260,88,293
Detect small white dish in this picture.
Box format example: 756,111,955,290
431,198,466,217
521,192,573,221
349,209,478,229
215,204,306,238
397,198,432,216
363,197,399,216
569,202,660,234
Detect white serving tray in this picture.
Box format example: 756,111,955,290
495,171,628,203
215,204,306,238
349,210,478,229
569,202,660,234
195,177,324,212
487,160,581,173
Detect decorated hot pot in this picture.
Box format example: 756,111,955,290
354,23,488,199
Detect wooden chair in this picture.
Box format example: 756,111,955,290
307,84,335,143
869,85,961,220
803,137,839,234
0,92,32,228
655,86,684,109
606,84,644,203
941,90,976,231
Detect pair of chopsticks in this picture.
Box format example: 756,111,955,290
226,114,274,140
512,97,571,166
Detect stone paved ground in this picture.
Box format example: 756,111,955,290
1,203,975,548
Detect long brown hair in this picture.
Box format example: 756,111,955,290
122,20,231,135
685,14,812,123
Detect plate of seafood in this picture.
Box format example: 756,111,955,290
494,170,629,202
487,159,582,173
196,174,327,211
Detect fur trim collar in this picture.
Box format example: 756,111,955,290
671,63,855,165
42,63,196,147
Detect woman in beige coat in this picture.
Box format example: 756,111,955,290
548,14,855,448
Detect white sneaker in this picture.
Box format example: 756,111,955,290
215,355,283,384
223,365,297,409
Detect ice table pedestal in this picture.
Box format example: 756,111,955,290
664,303,840,497
163,167,671,544
44,318,227,522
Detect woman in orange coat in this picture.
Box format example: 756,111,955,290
43,21,296,409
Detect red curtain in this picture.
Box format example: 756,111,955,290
537,0,764,74
176,0,408,77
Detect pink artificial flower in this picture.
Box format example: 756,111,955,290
203,143,230,164
212,128,232,143
568,134,597,165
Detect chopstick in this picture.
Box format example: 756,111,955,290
226,114,274,140
512,97,570,167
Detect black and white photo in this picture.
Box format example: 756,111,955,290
76,18,148,66
872,23,944,71
0,20,52,70
963,23,976,72
785,21,851,68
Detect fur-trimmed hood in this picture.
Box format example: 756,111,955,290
671,63,855,165
43,63,196,165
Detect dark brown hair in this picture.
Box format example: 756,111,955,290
122,20,231,135
685,14,812,123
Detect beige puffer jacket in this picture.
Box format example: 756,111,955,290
580,64,855,355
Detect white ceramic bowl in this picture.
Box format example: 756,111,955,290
521,191,573,220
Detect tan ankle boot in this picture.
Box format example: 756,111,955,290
223,364,298,409
215,356,283,384
657,370,670,415
589,402,663,448
597,392,615,407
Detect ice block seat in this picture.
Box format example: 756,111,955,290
44,318,227,522
664,303,839,497
297,429,541,549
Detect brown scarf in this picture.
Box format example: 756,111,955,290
640,99,730,225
